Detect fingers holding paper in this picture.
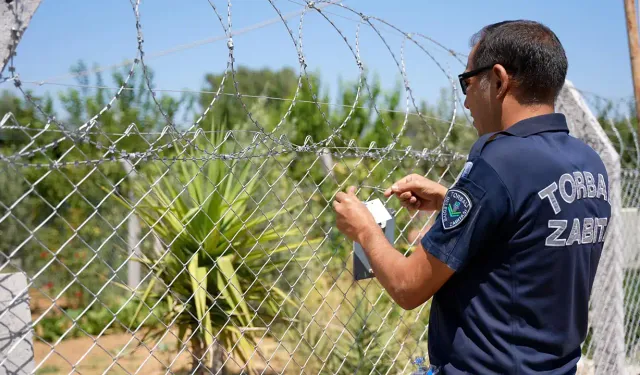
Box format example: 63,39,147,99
333,186,381,244
384,174,448,212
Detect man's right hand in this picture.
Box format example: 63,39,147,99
384,174,448,212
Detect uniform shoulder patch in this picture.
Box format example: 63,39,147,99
441,188,473,230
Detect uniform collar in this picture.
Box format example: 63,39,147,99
468,113,570,158
502,113,569,137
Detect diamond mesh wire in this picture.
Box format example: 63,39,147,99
0,1,637,374
567,92,640,374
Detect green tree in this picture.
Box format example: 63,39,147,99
0,60,189,306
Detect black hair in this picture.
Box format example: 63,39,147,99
470,20,568,104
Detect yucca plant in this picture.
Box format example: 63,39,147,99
119,119,315,374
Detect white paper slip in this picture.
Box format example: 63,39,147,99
364,198,392,227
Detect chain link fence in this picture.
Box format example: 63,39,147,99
0,1,639,374
603,113,640,372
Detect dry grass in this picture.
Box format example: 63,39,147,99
33,331,289,374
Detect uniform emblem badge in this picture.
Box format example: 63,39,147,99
441,188,473,230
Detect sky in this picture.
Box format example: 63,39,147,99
2,0,636,119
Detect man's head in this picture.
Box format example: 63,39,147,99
461,20,568,135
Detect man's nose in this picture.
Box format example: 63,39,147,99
464,96,469,110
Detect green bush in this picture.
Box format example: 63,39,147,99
34,296,167,343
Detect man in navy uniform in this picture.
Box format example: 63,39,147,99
333,20,611,374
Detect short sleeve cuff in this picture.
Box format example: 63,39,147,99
421,234,462,272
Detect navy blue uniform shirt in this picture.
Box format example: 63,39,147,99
421,113,611,374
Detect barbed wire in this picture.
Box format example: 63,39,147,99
4,80,460,123
0,0,639,374
2,85,637,170
0,0,341,85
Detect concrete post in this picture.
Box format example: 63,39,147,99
0,273,35,374
0,0,41,75
556,79,626,375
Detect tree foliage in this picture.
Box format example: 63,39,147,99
2,60,634,370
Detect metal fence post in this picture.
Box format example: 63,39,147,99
120,159,141,290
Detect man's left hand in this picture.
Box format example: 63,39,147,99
333,186,381,244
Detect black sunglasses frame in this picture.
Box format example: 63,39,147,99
458,65,494,95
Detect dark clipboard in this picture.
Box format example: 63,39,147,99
353,207,395,281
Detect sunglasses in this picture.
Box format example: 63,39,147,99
458,65,493,95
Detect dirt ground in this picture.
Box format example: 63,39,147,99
33,332,288,374
28,289,294,374
34,331,191,374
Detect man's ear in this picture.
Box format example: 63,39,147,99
492,64,510,100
